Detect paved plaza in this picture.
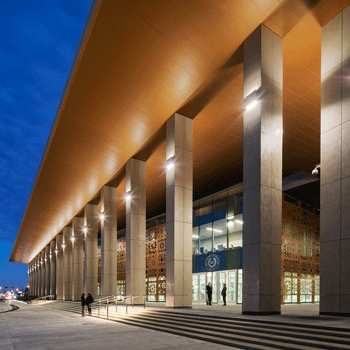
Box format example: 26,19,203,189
0,301,234,350
1,301,350,350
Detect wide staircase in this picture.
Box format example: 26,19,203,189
40,301,350,350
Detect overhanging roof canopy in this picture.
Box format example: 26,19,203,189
10,0,350,263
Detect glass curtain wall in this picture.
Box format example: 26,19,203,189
193,185,243,255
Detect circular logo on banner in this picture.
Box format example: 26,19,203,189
205,253,220,271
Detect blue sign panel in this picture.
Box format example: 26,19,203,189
194,251,227,273
195,210,226,227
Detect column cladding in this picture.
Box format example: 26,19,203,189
242,25,283,315
56,234,64,300
49,240,56,296
63,227,73,300
101,186,118,297
125,158,146,302
72,217,84,301
320,5,350,315
166,113,193,308
84,204,98,297
45,245,50,295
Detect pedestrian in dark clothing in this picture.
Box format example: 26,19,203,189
81,293,86,316
206,282,212,305
86,293,94,315
222,283,227,306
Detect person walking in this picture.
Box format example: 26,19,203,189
81,293,86,316
221,283,227,306
86,293,94,315
206,282,212,305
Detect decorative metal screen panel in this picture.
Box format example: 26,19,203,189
116,223,166,300
282,196,320,304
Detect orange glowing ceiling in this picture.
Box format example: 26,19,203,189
10,0,350,263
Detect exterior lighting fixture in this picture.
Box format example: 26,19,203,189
227,215,234,220
235,220,243,224
275,128,283,137
126,191,131,200
312,164,320,176
244,89,259,111
71,236,75,242
166,156,175,170
100,212,105,219
83,226,88,233
62,243,66,248
55,249,58,254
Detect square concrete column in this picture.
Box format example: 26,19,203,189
63,227,73,300
243,25,283,315
49,240,56,296
44,245,50,295
40,250,45,297
56,234,64,300
126,158,146,300
36,256,40,296
166,113,193,308
101,185,118,297
84,204,98,297
320,6,350,315
28,262,32,296
33,257,38,296
72,217,84,301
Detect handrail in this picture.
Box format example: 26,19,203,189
123,295,146,314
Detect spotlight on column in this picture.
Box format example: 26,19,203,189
312,164,320,176
166,156,175,170
100,212,105,219
125,191,131,200
62,243,66,248
71,236,75,242
55,249,58,254
244,89,259,111
83,226,88,233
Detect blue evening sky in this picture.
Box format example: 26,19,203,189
0,0,92,290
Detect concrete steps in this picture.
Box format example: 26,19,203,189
41,301,350,349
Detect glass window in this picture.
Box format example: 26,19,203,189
228,214,243,249
199,223,213,255
213,219,227,251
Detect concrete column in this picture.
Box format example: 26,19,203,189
320,6,350,315
166,113,193,308
50,240,56,296
242,25,283,315
125,158,146,300
45,245,50,295
28,262,32,296
40,250,45,297
33,257,37,296
56,234,64,300
63,227,73,300
72,217,84,301
36,256,40,296
101,186,118,297
84,204,98,297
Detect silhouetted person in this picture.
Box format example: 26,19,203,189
86,293,94,315
206,282,212,305
222,283,227,306
81,293,86,316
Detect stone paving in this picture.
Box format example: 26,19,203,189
0,301,236,350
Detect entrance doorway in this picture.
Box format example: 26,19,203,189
192,269,242,304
